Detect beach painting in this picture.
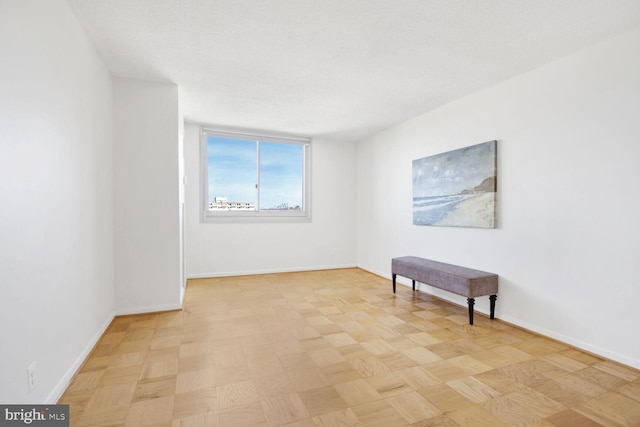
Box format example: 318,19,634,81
413,140,497,228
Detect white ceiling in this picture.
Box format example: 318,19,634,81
66,0,640,141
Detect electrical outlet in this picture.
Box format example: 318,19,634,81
27,361,37,392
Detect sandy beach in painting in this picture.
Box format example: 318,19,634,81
435,192,495,228
413,192,495,228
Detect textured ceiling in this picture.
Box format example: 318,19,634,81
66,0,640,141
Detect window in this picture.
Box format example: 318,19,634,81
201,127,311,222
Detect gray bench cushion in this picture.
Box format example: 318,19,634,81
392,256,498,298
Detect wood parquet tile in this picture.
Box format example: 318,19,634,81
59,268,640,426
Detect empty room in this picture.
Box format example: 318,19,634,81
2,0,640,426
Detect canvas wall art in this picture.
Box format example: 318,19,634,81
413,140,497,228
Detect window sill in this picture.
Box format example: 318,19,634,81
202,212,311,223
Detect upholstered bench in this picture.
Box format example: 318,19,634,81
392,256,498,325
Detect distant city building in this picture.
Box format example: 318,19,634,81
209,197,254,210
208,197,300,211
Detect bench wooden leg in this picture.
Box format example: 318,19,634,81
412,280,415,291
392,274,396,293
489,295,497,319
467,298,475,325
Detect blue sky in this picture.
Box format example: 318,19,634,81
208,136,303,209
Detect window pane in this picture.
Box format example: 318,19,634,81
259,142,303,210
207,136,256,210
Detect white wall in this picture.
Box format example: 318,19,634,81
357,27,640,369
184,124,358,277
113,78,182,314
178,95,187,301
0,0,115,403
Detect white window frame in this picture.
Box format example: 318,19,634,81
200,126,311,223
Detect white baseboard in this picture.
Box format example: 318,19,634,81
498,313,640,371
358,264,640,371
187,263,358,279
49,303,183,403
357,264,391,281
115,303,183,316
47,311,115,404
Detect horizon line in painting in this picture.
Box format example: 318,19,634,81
412,140,497,228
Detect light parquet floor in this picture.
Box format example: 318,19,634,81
59,268,640,426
